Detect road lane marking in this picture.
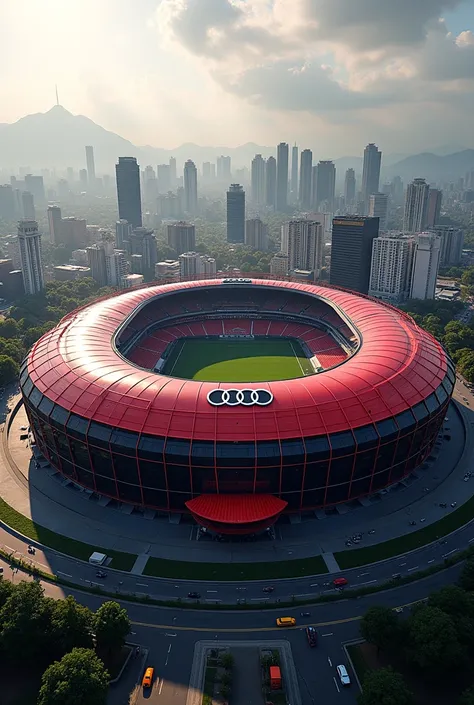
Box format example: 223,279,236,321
56,571,72,578
310,583,319,587
428,559,435,564
407,567,419,572
207,590,218,593
168,644,172,653
468,538,474,544
165,633,177,637
442,549,459,557
159,679,164,695
136,583,148,587
321,633,333,637
333,676,340,693
357,573,369,578
328,657,332,667
399,563,407,567
354,580,376,587
293,593,314,598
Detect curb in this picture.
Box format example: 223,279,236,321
342,639,365,692
108,642,135,685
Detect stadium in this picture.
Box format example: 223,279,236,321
20,277,455,535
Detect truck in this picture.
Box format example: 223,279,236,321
269,666,282,690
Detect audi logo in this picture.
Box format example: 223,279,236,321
207,389,273,407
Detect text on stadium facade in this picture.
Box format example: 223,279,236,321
222,278,253,284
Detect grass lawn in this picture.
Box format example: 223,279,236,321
0,496,136,571
144,553,328,580
162,337,314,382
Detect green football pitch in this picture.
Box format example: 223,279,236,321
161,337,314,382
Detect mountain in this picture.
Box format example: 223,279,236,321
387,150,474,182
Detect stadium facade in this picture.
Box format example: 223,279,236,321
20,278,454,535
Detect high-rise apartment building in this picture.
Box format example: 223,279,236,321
85,146,96,183
115,157,142,229
167,222,196,255
179,251,216,279
270,252,289,276
287,220,324,280
129,227,158,278
251,155,266,206
245,218,268,251
0,185,15,220
169,157,177,188
202,162,212,182
291,144,298,200
344,168,356,206
47,205,62,245
276,143,289,212
24,174,45,204
21,191,35,220
60,217,87,248
361,143,382,213
217,156,231,182
265,157,277,208
426,189,442,228
330,216,380,294
86,244,108,287
18,220,44,295
184,160,198,215
157,164,171,194
369,235,415,302
431,226,464,266
227,184,245,243
79,169,88,188
410,232,441,300
314,161,336,211
115,219,132,250
299,149,313,210
106,250,128,288
368,193,388,231
403,178,430,233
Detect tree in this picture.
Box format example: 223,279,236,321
93,601,130,655
37,648,109,705
0,318,19,339
0,580,53,663
220,652,234,670
50,595,94,659
459,687,474,705
459,559,474,592
358,667,414,705
429,585,474,618
406,606,465,677
360,606,401,653
0,355,19,386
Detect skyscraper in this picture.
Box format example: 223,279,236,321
299,149,313,210
167,222,196,255
369,235,415,302
0,185,15,220
287,220,324,280
47,205,62,245
266,157,277,208
227,184,245,243
157,164,171,194
115,157,142,229
79,169,88,188
276,143,289,212
403,178,430,233
251,154,266,206
115,219,132,250
361,143,382,213
291,144,299,201
330,216,380,294
18,220,44,295
344,168,356,206
410,232,441,300
431,226,464,266
21,191,35,220
245,218,268,251
426,189,442,228
24,174,45,204
314,161,336,211
85,146,96,183
129,228,158,278
217,156,231,181
169,157,177,188
368,193,388,231
184,160,198,215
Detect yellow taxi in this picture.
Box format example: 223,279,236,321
276,616,296,627
142,667,154,688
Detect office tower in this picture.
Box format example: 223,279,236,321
426,189,442,228
287,220,324,280
410,232,441,300
217,156,231,181
390,176,404,205
169,157,177,188
227,184,245,243
157,164,171,194
270,252,289,276
129,227,158,278
245,218,268,251
0,185,15,220
369,236,415,302
79,169,88,188
403,178,430,233
344,168,356,206
202,162,212,182
18,220,44,295
21,191,35,220
85,146,96,184
115,219,132,250
330,216,380,294
368,193,388,231
299,149,313,210
24,174,45,204
184,160,198,215
60,217,87,248
106,250,128,288
314,161,336,211
276,142,289,212
291,144,298,200
361,143,382,213
266,156,277,208
167,222,196,255
251,154,266,206
86,244,108,286
431,226,464,266
115,157,142,229
179,251,216,279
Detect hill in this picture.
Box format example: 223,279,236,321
388,150,474,182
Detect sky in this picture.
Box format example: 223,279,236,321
1,0,474,156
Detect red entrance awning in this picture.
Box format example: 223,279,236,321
186,494,287,525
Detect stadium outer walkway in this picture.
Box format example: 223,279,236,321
0,384,472,574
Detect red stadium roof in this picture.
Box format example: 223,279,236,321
186,495,287,524
26,278,448,441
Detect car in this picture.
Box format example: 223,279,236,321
142,667,154,688
96,570,107,579
276,617,296,627
333,577,348,587
187,591,201,599
306,626,317,646
262,586,275,593
336,664,351,686
391,573,401,580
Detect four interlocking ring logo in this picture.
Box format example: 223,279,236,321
207,389,273,406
